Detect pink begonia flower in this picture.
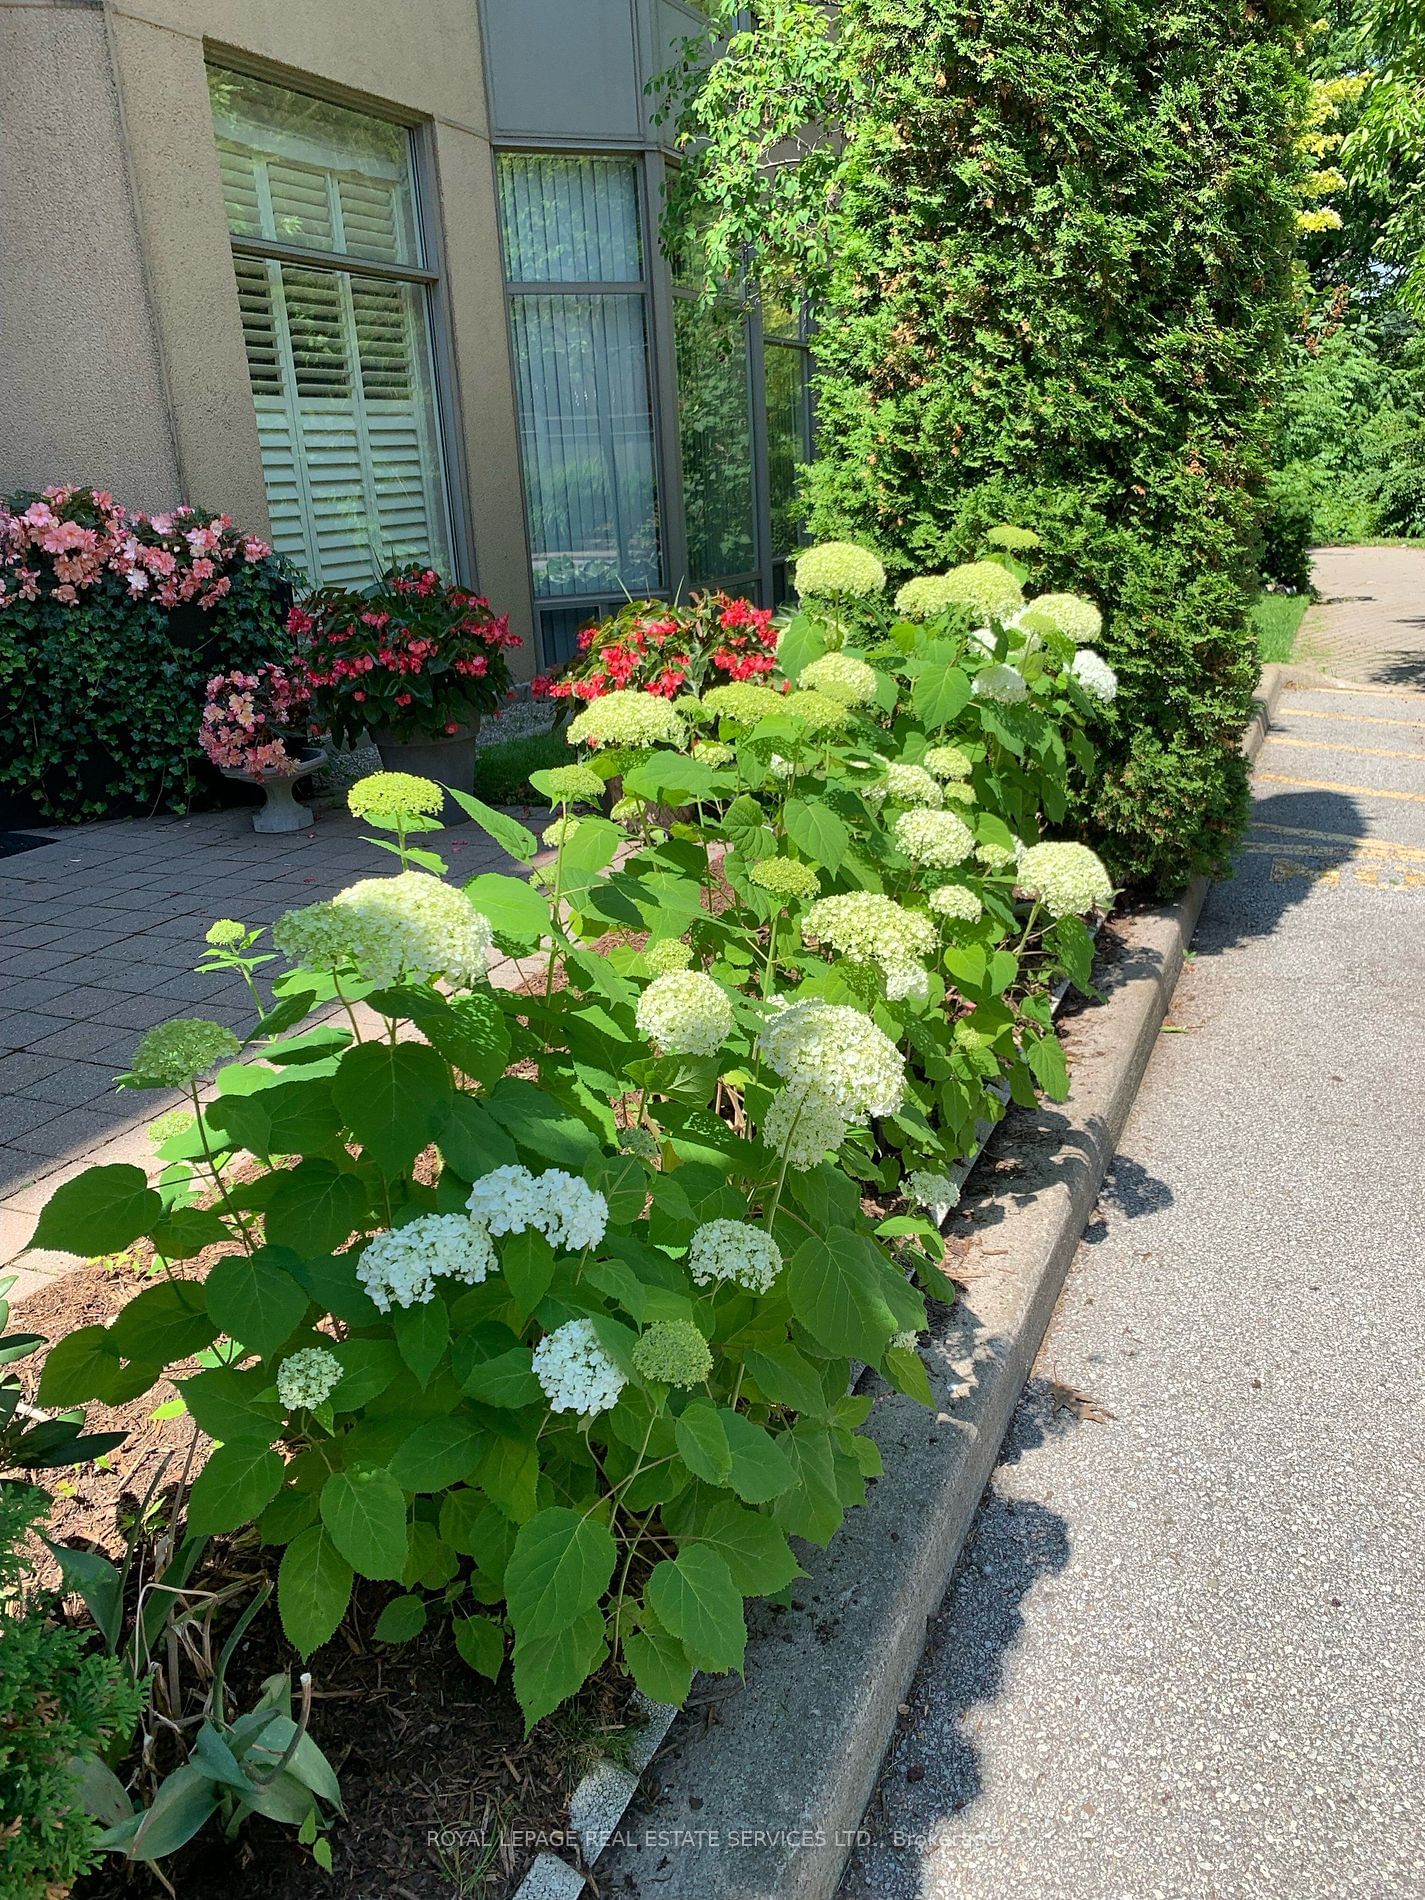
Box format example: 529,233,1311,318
23,502,55,529
127,571,149,594
149,513,175,535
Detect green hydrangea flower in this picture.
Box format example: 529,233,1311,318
1016,841,1115,918
782,689,852,734
273,899,357,971
936,562,1026,621
793,541,887,599
644,937,694,975
894,574,966,620
984,524,1042,552
205,919,247,947
749,856,821,902
539,763,606,802
631,1320,713,1388
541,815,583,850
694,740,735,767
127,1018,240,1090
799,653,879,707
923,744,973,781
702,682,787,726
1026,592,1103,645
348,771,444,821
567,691,687,751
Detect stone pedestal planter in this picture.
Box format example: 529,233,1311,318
221,746,325,834
370,722,480,826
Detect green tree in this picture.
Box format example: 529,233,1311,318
661,0,1312,890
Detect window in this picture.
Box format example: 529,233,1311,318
673,294,758,594
497,154,662,662
762,298,814,604
208,67,453,587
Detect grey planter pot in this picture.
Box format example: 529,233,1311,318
370,721,480,826
220,745,325,834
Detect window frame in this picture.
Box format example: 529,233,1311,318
206,56,471,588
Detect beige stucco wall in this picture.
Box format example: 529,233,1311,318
0,0,181,508
14,0,536,666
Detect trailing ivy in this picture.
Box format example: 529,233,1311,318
661,0,1312,890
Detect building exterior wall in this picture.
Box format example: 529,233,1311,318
0,0,181,506
1,0,805,679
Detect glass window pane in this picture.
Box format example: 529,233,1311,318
764,339,811,560
509,294,661,600
208,66,420,268
675,298,757,588
498,154,644,284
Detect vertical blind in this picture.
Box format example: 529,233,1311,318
209,68,452,587
498,154,661,652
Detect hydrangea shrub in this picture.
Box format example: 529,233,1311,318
34,573,1115,1742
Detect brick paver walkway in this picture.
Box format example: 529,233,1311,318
1303,544,1425,691
0,807,519,1282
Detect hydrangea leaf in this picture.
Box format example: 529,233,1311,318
205,1078,341,1160
459,1346,542,1409
444,789,539,862
30,1163,162,1258
332,1042,453,1177
687,1499,806,1595
717,1410,797,1504
388,1417,484,1493
107,1282,219,1364
646,1546,746,1674
264,1160,369,1257
783,796,849,868
204,1250,309,1359
786,1232,904,1360
499,1229,557,1326
674,1400,732,1486
392,1296,450,1389
278,1525,353,1657
464,871,549,948
513,1607,608,1731
504,1506,617,1643
187,1443,285,1539
624,1613,694,1707
373,1594,428,1644
176,1366,283,1445
454,1613,505,1680
35,1326,127,1408
319,1468,409,1582
908,662,971,729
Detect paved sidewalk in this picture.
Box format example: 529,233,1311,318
0,806,520,1275
842,671,1425,1898
1303,544,1425,689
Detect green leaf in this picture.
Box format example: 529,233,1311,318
187,1442,285,1539
123,1763,220,1861
445,789,539,861
742,1345,836,1419
329,1337,404,1411
460,1346,542,1408
333,1042,453,1176
1025,1031,1070,1101
512,1607,607,1730
454,1613,505,1680
646,1546,746,1673
477,1433,540,1522
392,1296,450,1387
388,1417,484,1493
265,1160,368,1256
374,1593,428,1643
465,871,549,947
719,1410,797,1503
504,1506,617,1642
36,1326,123,1408
771,1424,844,1545
785,1232,903,1360
436,1093,520,1178
320,1468,409,1581
176,1366,282,1445
674,1401,732,1485
108,1282,218,1363
206,1079,340,1159
30,1164,161,1258
278,1525,353,1657
783,796,849,868
689,1499,805,1594
622,756,718,804
624,1611,694,1706
721,793,777,861
773,611,828,681
484,1079,599,1167
910,662,971,729
500,1228,556,1324
204,1250,309,1358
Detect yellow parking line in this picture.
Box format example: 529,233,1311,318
1294,679,1425,699
1250,821,1425,860
1256,770,1425,804
1267,735,1425,763
1285,708,1425,731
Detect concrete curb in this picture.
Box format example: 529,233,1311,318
593,670,1287,1900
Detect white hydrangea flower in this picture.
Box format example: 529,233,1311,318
928,883,983,923
976,839,1021,871
888,1329,922,1352
533,1316,627,1415
635,970,734,1057
465,1164,608,1253
894,808,976,871
1071,649,1118,704
566,691,687,750
798,652,879,707
923,744,972,781
1017,842,1115,919
972,663,1029,706
906,1168,961,1212
802,894,937,981
703,683,787,726
687,1218,783,1293
757,999,906,1119
866,761,944,811
768,752,796,781
329,871,493,989
794,541,887,599
885,962,931,1004
761,1082,850,1171
1029,591,1103,644
938,560,1026,620
276,1346,344,1411
358,1213,498,1313
694,739,735,766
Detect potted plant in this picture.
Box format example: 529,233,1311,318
530,591,779,707
199,664,324,833
294,565,520,821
